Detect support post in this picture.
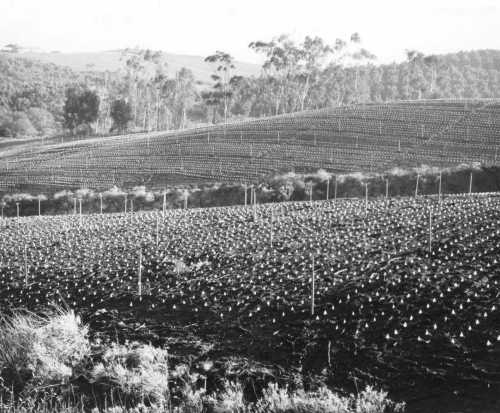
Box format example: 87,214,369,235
438,172,442,207
138,249,142,297
415,174,420,199
156,216,159,247
326,178,329,201
385,179,389,200
469,172,473,195
16,202,20,218
334,176,338,202
429,208,432,254
365,184,368,216
24,244,28,286
311,255,315,316
270,209,274,247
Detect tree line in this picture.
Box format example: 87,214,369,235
1,36,500,138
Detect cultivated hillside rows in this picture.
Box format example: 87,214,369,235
0,195,499,391
1,100,500,192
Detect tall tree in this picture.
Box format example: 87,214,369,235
204,51,238,124
63,87,100,134
110,98,132,132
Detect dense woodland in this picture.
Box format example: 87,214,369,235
1,34,500,138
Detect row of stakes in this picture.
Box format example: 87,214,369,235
0,172,472,222
0,172,476,220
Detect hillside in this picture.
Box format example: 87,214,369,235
15,50,261,84
1,99,499,193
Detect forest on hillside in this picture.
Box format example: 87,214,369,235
1,34,500,138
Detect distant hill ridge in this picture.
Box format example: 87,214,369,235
10,49,261,84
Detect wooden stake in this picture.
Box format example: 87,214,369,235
24,244,28,286
16,202,19,218
415,174,420,199
365,184,368,216
38,198,41,216
429,208,432,254
311,255,315,316
162,192,166,217
438,172,442,206
156,216,159,247
469,172,473,195
138,249,142,297
385,179,389,199
334,176,338,201
270,209,274,247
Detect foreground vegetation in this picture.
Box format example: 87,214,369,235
0,308,404,412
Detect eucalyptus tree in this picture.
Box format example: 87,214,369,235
204,51,239,124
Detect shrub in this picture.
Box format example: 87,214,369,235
206,382,405,413
91,342,169,406
0,307,90,392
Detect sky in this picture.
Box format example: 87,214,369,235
1,0,499,64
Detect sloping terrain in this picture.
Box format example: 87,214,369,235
1,99,500,193
15,50,260,84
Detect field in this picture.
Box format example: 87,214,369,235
1,99,500,193
1,194,499,409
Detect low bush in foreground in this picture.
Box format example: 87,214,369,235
0,308,404,412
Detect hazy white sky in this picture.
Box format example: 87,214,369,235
1,0,499,63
